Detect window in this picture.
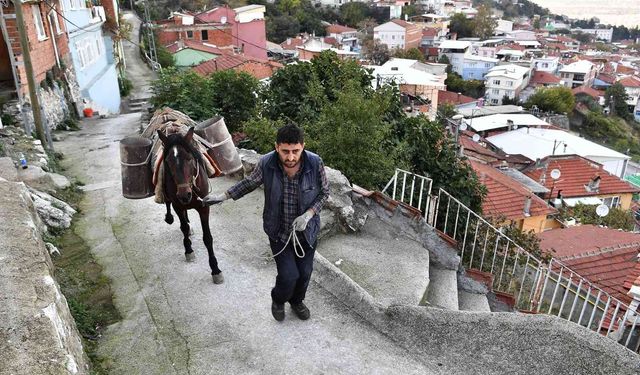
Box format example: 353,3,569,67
506,81,513,87
485,63,491,68
32,5,46,40
401,35,404,40
392,35,395,40
49,10,63,35
542,62,549,68
491,99,498,104
70,0,86,9
201,30,208,41
603,196,621,208
76,36,102,69
186,30,193,39
492,89,500,95
493,80,501,85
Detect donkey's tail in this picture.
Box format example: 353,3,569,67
164,202,174,225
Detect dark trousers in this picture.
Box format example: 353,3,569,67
269,235,316,305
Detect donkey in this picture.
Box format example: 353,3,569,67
157,127,224,284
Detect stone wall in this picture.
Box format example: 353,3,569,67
0,179,89,375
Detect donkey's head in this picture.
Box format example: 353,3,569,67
158,127,201,205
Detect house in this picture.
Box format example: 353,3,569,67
156,5,268,60
529,70,562,88
420,28,440,47
166,40,232,69
296,37,358,61
553,35,580,53
532,56,560,73
325,24,358,51
484,64,531,105
437,40,471,75
462,113,550,136
537,225,640,311
488,128,631,178
192,54,282,80
370,58,447,120
523,155,639,209
0,0,85,129
617,76,640,121
60,0,120,114
461,54,499,80
470,160,557,233
374,20,422,51
505,30,536,41
571,86,605,106
437,90,477,110
572,28,614,43
494,19,513,35
559,60,597,89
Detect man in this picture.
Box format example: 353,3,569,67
203,124,329,322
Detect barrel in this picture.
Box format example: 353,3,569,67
119,136,153,199
196,116,243,175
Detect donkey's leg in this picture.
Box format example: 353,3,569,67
174,205,195,262
164,202,174,225
197,205,223,284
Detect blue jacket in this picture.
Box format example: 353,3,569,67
262,150,323,245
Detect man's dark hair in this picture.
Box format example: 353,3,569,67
276,124,304,145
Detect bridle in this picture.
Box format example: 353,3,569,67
163,141,207,199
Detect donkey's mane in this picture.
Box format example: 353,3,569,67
163,132,204,164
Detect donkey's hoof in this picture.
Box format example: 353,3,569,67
164,214,174,225
212,273,224,284
185,252,195,262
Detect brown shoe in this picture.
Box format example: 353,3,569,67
290,302,310,320
272,301,285,321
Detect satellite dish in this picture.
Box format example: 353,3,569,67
550,169,561,180
596,204,610,217
472,134,481,142
459,122,468,131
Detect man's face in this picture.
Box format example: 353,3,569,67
275,142,304,169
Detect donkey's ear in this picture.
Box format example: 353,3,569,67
184,127,195,143
157,129,169,146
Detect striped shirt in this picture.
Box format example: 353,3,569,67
227,154,329,243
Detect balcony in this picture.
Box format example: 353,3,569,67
90,5,106,23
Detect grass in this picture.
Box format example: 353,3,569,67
47,187,121,375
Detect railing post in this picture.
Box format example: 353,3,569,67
536,261,553,313
607,301,621,337
479,227,491,271
578,285,593,326
453,203,461,240
548,267,564,315
516,253,529,307
443,194,451,234
460,210,471,261
597,296,611,334
391,169,398,200
469,220,480,269
401,172,407,203
558,272,574,318
568,279,584,323
409,175,416,206
418,178,425,213
624,314,639,348
490,236,500,275
433,189,442,229
588,290,603,330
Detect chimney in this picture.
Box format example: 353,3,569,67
524,196,532,217
587,175,601,192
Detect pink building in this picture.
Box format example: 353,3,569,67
197,5,267,60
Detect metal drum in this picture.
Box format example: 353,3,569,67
119,136,153,199
196,116,243,175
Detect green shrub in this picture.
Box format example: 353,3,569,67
118,76,133,97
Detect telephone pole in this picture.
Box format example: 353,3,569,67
12,0,48,150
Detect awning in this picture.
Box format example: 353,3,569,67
563,197,603,207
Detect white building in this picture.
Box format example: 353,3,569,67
484,64,531,105
373,20,422,51
532,56,560,73
495,19,513,35
487,127,630,177
572,28,614,43
559,60,596,88
618,76,640,121
462,113,550,133
437,40,471,75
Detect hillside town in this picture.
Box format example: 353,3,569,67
2,0,640,373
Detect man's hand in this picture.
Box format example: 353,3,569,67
202,192,229,206
292,210,314,232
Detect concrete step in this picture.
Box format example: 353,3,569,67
458,290,491,312
129,97,151,104
425,267,459,310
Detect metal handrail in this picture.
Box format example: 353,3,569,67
382,168,433,219
381,171,640,352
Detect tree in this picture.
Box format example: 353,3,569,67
473,5,497,39
266,15,300,43
362,38,390,65
449,13,473,38
445,72,485,98
207,70,261,132
605,83,632,120
501,95,520,105
241,117,284,154
525,87,576,114
572,32,592,44
340,2,370,27
393,47,425,62
401,116,486,212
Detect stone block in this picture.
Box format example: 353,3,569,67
0,157,18,181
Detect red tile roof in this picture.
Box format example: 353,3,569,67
497,44,525,52
326,24,356,34
617,65,636,75
597,73,616,84
571,85,604,99
280,37,305,49
391,19,419,31
166,40,230,55
530,70,562,85
437,90,476,106
538,225,640,304
618,75,640,88
470,160,557,221
323,36,339,47
192,55,282,80
524,155,639,199
422,28,439,37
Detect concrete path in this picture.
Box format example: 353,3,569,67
55,115,443,374
122,11,156,98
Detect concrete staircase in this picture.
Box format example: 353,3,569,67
317,192,493,314
126,96,151,113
